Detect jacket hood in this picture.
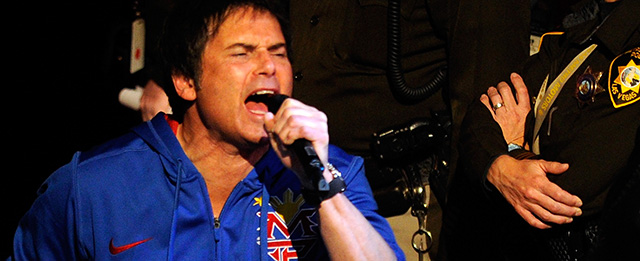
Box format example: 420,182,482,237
132,113,199,183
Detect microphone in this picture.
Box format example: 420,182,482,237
264,94,329,193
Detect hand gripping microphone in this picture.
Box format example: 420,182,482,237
264,94,330,195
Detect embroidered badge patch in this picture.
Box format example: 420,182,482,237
609,47,640,108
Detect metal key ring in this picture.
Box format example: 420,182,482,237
412,229,433,254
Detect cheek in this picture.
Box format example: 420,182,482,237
278,65,294,95
201,67,243,96
280,80,293,96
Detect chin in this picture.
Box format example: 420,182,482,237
247,130,271,146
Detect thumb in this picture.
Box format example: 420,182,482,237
541,160,569,175
263,112,275,133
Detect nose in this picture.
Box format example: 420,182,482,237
255,51,276,76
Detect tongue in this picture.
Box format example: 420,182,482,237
246,101,269,113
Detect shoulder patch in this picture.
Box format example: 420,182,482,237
609,47,640,108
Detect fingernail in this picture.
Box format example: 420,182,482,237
575,208,582,216
566,217,573,223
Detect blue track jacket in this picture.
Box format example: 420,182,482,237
12,114,404,260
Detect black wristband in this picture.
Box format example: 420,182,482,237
302,163,346,206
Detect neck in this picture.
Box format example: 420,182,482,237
178,121,268,175
176,113,269,216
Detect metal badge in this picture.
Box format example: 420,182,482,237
575,66,604,104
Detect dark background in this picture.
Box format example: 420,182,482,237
4,1,146,257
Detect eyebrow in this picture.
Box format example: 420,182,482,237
225,42,287,52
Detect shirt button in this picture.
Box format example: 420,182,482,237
310,15,320,26
294,72,304,81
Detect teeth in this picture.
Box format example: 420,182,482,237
253,90,275,96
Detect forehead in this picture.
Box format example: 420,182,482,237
211,7,284,43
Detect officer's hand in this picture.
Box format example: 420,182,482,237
263,98,329,178
480,72,530,147
141,79,172,121
488,155,583,229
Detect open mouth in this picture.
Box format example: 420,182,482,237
245,90,276,114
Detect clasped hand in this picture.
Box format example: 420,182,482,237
481,73,583,229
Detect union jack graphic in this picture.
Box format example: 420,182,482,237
256,189,321,261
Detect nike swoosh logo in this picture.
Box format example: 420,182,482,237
109,237,152,255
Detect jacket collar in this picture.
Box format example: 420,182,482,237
133,113,288,187
565,0,640,55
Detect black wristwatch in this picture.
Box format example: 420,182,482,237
302,163,346,206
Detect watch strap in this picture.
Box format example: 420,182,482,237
508,148,538,160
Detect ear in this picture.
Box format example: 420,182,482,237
172,74,197,101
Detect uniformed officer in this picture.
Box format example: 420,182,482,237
440,0,640,260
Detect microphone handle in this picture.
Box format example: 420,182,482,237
291,139,328,191
266,95,328,192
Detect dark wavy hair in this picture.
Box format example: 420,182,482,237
158,0,290,121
